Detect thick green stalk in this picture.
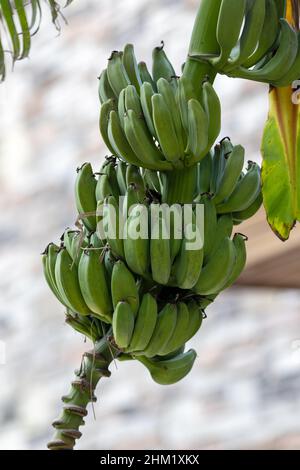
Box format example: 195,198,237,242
47,335,117,450
183,0,221,89
162,166,197,205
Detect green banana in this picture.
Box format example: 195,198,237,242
122,44,142,93
116,160,127,195
138,61,157,90
186,98,209,164
104,195,125,259
143,169,161,193
100,159,121,200
138,348,197,385
233,192,263,223
222,233,247,289
111,260,139,315
127,293,158,352
99,98,117,155
202,81,221,148
210,214,233,257
198,151,213,195
124,84,143,116
126,164,146,202
202,195,217,259
160,302,190,355
140,81,157,139
183,300,203,343
152,93,183,165
123,204,149,276
107,110,141,166
107,50,130,97
112,301,135,349
152,42,176,83
210,144,223,195
144,303,177,358
193,237,236,295
43,244,66,305
273,33,300,87
212,144,245,204
122,182,140,218
174,224,204,290
118,88,126,128
63,230,78,261
78,248,113,323
98,69,116,104
169,204,183,262
215,0,247,68
150,212,171,285
75,163,97,232
55,248,90,315
176,75,198,133
216,161,261,214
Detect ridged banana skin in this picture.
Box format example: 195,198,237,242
144,303,177,358
127,293,158,352
108,110,141,166
202,82,221,149
216,162,261,214
43,247,66,306
99,99,117,155
78,249,113,323
111,260,139,315
152,44,176,83
152,93,183,164
183,300,203,343
75,163,97,232
112,301,135,349
98,69,116,104
210,214,233,257
122,44,142,93
198,151,213,194
138,349,197,385
116,161,127,195
175,224,204,290
222,233,247,290
63,230,78,261
150,214,171,285
233,192,263,223
107,50,130,97
202,195,217,259
55,248,90,315
101,160,121,200
169,205,183,262
210,144,223,195
105,195,125,259
118,88,126,128
124,84,143,116
215,0,247,68
160,302,190,355
193,237,236,295
274,34,300,87
123,206,149,276
186,98,209,164
213,144,245,205
228,0,266,68
138,61,157,91
140,82,157,139
95,174,112,203
176,76,198,133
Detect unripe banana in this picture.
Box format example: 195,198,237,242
201,195,217,259
108,110,141,166
152,42,176,83
112,301,135,349
75,163,97,232
142,169,161,193
111,260,139,315
55,248,90,315
127,293,158,352
222,233,247,289
183,300,203,343
100,159,121,201
116,160,127,195
193,237,236,295
107,50,130,97
198,151,213,195
118,88,126,128
152,93,183,165
150,212,171,285
216,161,261,214
78,248,113,323
63,230,79,262
160,302,190,355
202,81,221,148
124,84,143,116
174,224,204,290
138,348,197,385
186,98,209,164
122,44,142,93
176,76,198,133
123,204,149,276
273,33,300,87
144,303,177,358
169,204,183,262
104,195,125,259
126,165,146,203
213,144,245,204
233,192,263,223
99,98,117,155
210,144,223,196
98,69,116,104
140,81,157,139
210,214,233,257
138,61,157,91
43,244,67,305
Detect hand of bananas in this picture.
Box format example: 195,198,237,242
99,43,221,170
189,0,300,87
43,139,262,386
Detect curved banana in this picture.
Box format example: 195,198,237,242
78,248,113,323
222,233,247,289
127,293,158,352
213,144,245,204
122,44,142,93
116,160,127,195
138,61,157,90
142,169,161,193
186,98,209,164
233,192,263,223
126,164,146,203
273,33,300,87
144,303,177,358
113,301,135,349
99,98,117,155
176,75,198,133
160,302,190,355
43,244,66,305
107,50,130,97
198,151,213,195
183,300,203,343
105,195,125,259
111,260,139,315
210,214,233,256
174,224,204,290
123,204,149,276
75,163,97,232
150,212,171,285
202,195,217,259
107,110,141,166
202,81,221,148
152,42,176,83
98,69,116,104
140,81,157,139
124,84,143,116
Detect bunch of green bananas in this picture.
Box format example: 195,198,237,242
99,43,221,170
190,0,300,87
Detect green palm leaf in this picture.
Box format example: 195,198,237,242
0,0,74,81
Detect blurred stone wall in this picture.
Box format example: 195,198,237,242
0,0,299,450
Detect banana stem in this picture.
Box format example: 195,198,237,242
183,0,221,89
162,166,197,205
47,335,117,450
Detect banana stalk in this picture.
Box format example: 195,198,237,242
48,334,117,450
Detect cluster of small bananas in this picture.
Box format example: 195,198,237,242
43,136,262,384
99,43,221,170
191,0,300,87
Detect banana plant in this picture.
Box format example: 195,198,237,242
0,0,74,81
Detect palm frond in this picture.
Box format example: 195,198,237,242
0,0,74,81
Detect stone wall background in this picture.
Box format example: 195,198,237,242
0,0,299,450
